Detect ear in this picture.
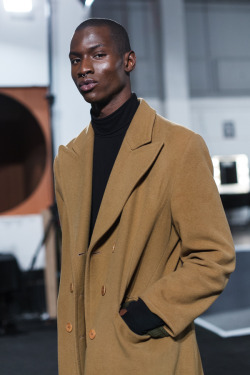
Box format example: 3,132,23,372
124,51,136,73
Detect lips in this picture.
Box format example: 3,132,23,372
78,79,98,92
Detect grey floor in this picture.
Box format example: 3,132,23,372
0,319,57,375
204,307,250,332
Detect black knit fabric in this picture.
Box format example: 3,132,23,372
89,93,139,239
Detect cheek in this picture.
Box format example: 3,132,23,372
96,62,113,79
95,62,124,85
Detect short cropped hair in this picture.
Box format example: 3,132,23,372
75,18,131,56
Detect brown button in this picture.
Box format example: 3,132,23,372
112,243,116,252
101,285,106,296
70,283,74,293
89,329,96,340
66,323,73,333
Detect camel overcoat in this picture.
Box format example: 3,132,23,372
54,99,235,375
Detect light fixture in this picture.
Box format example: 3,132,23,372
85,0,94,7
3,0,33,13
212,154,250,195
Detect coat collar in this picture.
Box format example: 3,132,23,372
69,98,156,156
58,99,164,276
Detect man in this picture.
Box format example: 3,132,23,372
54,18,235,375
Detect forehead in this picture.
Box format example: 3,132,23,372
70,26,116,51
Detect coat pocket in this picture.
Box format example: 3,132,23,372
121,300,169,339
113,313,151,344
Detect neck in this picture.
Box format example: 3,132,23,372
91,90,132,119
90,93,139,137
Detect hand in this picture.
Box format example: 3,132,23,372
119,308,127,316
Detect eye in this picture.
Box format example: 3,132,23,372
70,58,80,65
94,53,106,59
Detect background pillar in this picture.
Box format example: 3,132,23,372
160,0,191,128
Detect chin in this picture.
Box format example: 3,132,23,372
82,94,109,108
79,90,99,103
80,92,95,104
82,96,94,104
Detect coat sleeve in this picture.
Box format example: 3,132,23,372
141,133,235,337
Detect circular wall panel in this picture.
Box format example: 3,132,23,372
0,87,54,215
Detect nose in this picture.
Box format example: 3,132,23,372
77,58,93,78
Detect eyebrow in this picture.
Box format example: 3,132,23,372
69,43,105,57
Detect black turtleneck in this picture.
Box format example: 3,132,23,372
89,93,139,239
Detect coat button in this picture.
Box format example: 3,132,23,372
70,283,74,293
112,243,116,252
89,329,96,340
66,323,73,333
101,285,106,296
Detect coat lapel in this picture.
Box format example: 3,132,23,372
88,100,164,252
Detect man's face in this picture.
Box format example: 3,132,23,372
69,26,131,108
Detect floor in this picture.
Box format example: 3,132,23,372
196,324,250,375
0,319,57,375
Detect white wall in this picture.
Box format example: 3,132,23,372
190,97,250,161
51,0,91,152
160,0,191,127
0,215,45,270
0,0,48,86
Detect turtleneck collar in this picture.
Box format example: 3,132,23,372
90,93,139,137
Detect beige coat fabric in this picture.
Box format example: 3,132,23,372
54,99,235,375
